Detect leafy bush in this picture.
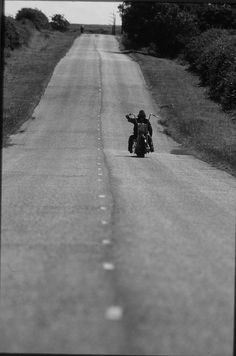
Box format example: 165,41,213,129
4,16,32,50
4,16,21,49
184,28,228,70
120,3,199,57
50,14,69,32
186,31,236,111
194,4,236,31
120,33,140,50
152,4,199,57
120,2,236,111
221,63,236,110
15,8,49,30
204,36,236,110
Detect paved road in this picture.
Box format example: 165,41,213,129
1,34,235,355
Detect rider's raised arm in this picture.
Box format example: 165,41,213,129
125,114,136,124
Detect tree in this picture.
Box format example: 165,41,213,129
119,2,199,56
151,4,199,56
180,4,236,31
50,14,69,32
15,8,49,30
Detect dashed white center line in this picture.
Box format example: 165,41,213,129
102,239,111,244
99,194,106,198
105,307,123,320
100,206,107,210
101,220,108,225
103,262,114,270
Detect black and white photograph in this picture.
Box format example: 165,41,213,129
1,0,236,354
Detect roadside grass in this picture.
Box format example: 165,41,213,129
127,51,236,176
3,27,80,145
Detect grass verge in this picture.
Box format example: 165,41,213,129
125,49,236,176
3,28,80,146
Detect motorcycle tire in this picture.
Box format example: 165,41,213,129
135,136,146,157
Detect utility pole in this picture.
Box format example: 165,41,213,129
111,11,116,36
119,5,124,35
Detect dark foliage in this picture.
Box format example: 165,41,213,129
4,16,32,50
184,28,228,70
50,14,70,32
119,2,199,57
221,62,236,110
151,4,199,57
185,29,236,110
119,2,236,111
197,35,236,110
15,8,49,30
185,4,236,31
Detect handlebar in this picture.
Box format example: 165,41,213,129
148,113,159,120
125,113,159,120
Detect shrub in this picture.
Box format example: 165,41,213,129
221,63,236,110
121,33,139,50
184,28,236,111
120,3,199,57
197,35,236,98
15,8,49,30
4,16,21,49
195,4,236,31
4,16,32,50
186,32,236,111
184,28,228,69
152,4,199,57
50,14,69,32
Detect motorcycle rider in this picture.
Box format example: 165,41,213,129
125,110,154,153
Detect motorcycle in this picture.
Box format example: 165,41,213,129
127,113,158,158
133,122,151,157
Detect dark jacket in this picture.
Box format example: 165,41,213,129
126,115,153,137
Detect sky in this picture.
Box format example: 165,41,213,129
4,1,122,25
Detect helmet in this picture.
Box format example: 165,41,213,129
138,110,146,119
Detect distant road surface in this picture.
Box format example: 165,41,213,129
1,34,235,355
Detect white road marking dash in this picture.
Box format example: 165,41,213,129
103,262,114,270
102,239,110,244
105,307,123,320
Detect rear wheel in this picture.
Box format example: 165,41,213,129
135,137,146,157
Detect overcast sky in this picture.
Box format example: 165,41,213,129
5,1,122,25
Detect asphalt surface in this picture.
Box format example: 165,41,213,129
1,34,236,355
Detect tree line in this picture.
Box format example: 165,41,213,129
5,8,70,51
119,3,236,111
